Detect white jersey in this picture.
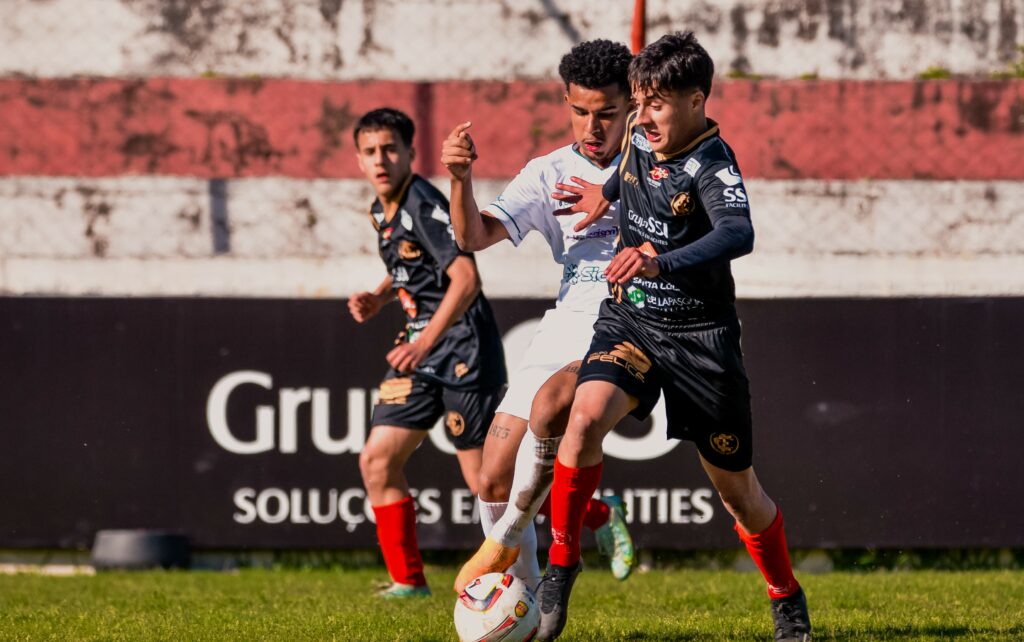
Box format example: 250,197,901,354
486,143,619,313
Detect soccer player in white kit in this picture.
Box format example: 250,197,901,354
440,40,636,593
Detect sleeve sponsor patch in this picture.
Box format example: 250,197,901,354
714,165,743,186
631,131,652,153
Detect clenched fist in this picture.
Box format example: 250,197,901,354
441,121,478,181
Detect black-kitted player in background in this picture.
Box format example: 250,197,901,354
349,108,507,598
533,33,812,641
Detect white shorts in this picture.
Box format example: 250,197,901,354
494,306,599,421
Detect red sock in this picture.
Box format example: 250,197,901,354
538,494,609,531
735,507,800,599
372,496,426,587
548,458,603,567
582,497,610,531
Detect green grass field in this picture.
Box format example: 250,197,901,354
1,566,1022,641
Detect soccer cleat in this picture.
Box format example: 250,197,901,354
453,537,521,593
375,581,432,599
594,495,635,581
770,587,811,641
534,561,582,641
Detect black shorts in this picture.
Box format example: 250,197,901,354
370,370,503,451
577,300,753,471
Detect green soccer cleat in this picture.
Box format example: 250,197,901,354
594,495,635,581
375,581,432,599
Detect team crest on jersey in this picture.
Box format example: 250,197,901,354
714,165,743,186
671,192,695,216
397,240,422,260
382,227,393,241
649,166,669,181
710,432,740,455
631,131,653,152
446,411,465,436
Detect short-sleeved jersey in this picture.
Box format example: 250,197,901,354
484,144,619,313
370,175,506,390
613,116,751,324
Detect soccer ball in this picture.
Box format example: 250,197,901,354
453,572,539,642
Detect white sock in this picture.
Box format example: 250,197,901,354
478,498,505,537
479,499,541,588
491,429,561,551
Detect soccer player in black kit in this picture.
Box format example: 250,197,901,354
534,33,812,641
348,108,507,598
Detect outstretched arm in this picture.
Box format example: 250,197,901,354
441,121,510,251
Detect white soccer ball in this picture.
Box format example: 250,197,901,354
453,572,539,642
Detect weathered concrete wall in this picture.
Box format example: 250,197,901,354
1,1,1022,298
3,78,1023,180
0,0,1021,80
3,176,1022,297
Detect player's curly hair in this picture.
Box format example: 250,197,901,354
629,31,714,98
353,107,415,147
558,39,633,95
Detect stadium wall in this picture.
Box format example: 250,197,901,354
1,77,1022,298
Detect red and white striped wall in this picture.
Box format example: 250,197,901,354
1,1,1022,297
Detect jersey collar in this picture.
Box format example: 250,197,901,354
374,173,415,223
571,143,620,171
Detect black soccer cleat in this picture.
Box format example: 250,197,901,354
770,587,812,641
534,561,582,641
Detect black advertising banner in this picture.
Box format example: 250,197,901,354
1,297,1022,550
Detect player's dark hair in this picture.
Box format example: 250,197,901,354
629,31,714,98
558,39,633,95
353,107,415,147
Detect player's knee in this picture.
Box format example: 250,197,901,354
358,446,390,491
564,407,606,444
529,381,574,438
477,466,513,503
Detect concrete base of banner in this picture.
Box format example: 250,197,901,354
91,530,190,571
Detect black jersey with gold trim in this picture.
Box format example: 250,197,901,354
369,175,506,390
614,117,751,323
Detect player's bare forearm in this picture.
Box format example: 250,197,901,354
449,176,509,251
373,275,396,302
416,255,481,349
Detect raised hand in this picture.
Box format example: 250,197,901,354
552,176,611,232
441,121,478,181
348,291,384,323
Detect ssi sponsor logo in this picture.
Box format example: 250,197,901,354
631,131,653,152
627,209,669,239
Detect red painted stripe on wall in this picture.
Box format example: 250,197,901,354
1,78,1022,180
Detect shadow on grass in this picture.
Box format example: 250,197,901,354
610,623,1022,641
